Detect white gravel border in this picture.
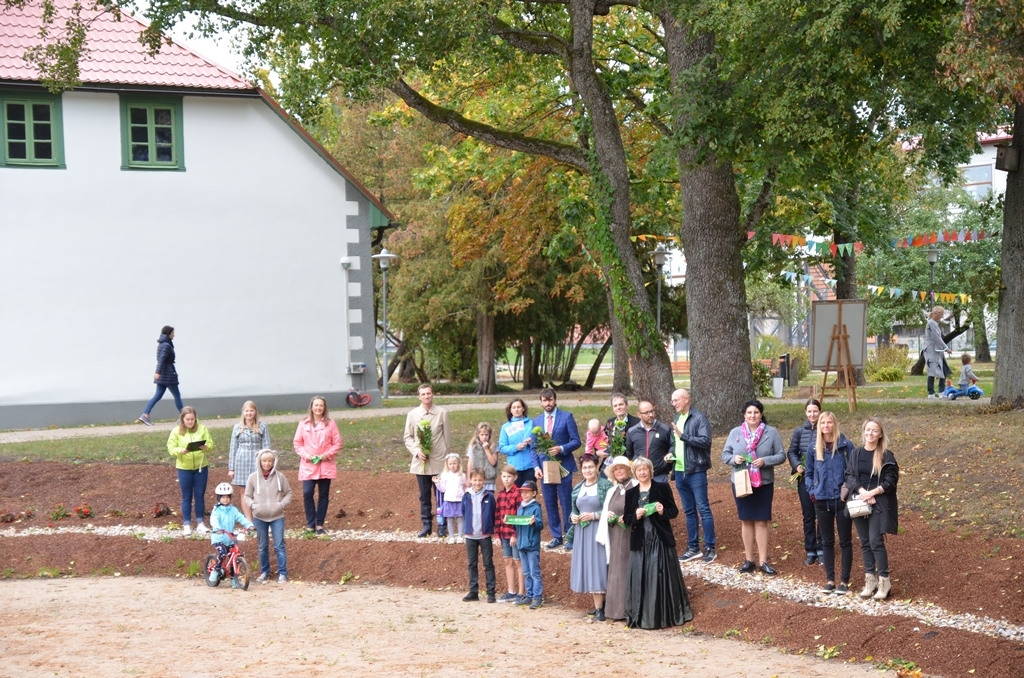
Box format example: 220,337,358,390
4,522,1022,643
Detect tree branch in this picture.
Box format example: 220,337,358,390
388,78,590,172
489,17,568,57
515,0,639,15
623,90,671,137
743,165,777,231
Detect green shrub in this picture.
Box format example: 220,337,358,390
865,345,910,382
751,360,773,398
752,335,786,360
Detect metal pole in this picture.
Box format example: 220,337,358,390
929,261,935,302
656,266,663,332
381,267,389,400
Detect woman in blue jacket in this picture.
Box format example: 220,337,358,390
804,411,855,594
498,398,537,487
139,326,183,426
788,398,823,565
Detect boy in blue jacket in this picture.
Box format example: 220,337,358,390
461,469,497,603
512,481,544,609
210,482,254,589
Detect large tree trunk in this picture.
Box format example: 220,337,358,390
973,305,992,363
662,12,753,429
606,288,632,392
475,311,496,395
566,0,673,416
993,102,1024,408
521,338,541,390
833,227,867,387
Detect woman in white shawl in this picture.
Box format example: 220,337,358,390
595,456,637,622
924,306,951,398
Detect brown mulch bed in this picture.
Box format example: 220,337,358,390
2,463,1023,676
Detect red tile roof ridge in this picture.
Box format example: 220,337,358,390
1,0,253,90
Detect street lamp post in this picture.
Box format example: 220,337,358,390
653,244,668,332
371,248,398,399
925,247,939,302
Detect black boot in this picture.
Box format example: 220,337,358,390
595,607,606,622
417,525,431,538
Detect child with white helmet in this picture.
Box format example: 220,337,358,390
210,482,254,588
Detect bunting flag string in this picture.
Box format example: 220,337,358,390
781,270,970,304
893,229,992,248
748,229,996,254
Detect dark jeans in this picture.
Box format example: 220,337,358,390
302,478,331,529
927,375,940,395
815,499,852,583
177,467,208,526
254,516,287,576
465,536,496,596
416,474,436,530
541,473,573,541
853,512,890,577
675,471,716,550
144,384,183,415
516,469,536,487
798,480,822,553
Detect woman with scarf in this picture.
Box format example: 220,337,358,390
722,399,785,575
594,455,636,622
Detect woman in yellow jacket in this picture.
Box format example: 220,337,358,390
167,406,214,536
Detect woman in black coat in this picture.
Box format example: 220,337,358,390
622,457,693,629
845,417,899,601
138,326,183,426
788,398,823,565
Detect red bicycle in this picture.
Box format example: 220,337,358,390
204,530,251,590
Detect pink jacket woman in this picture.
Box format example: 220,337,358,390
292,416,342,481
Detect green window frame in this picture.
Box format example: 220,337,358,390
119,96,185,170
0,91,65,168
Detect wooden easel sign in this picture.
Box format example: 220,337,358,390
810,300,867,412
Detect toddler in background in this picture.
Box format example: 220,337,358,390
434,453,467,541
958,353,978,390
585,418,610,468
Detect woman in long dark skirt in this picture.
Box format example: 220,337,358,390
623,457,693,629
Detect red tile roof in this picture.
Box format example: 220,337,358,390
1,0,252,90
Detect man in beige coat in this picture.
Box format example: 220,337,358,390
404,384,452,537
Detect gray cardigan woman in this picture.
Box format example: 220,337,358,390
722,399,786,575
924,306,950,397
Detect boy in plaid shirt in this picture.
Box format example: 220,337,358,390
494,465,525,602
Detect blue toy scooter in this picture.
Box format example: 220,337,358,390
943,383,984,400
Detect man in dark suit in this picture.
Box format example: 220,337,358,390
604,392,640,455
532,388,580,550
625,400,675,484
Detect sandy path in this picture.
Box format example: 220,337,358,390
0,578,894,678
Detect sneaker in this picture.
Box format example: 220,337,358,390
821,582,836,594
563,542,573,552
515,595,531,606
256,573,270,584
545,538,562,549
498,592,518,603
182,524,192,536
315,528,327,536
679,547,702,562
195,524,210,535
529,597,543,609
278,574,288,583
701,547,718,564
927,393,937,399
138,414,153,426
462,592,479,602
805,553,818,566
486,593,497,604
836,583,850,595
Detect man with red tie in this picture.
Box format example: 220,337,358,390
531,388,580,551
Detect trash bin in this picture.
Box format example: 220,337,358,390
778,353,790,381
772,377,785,398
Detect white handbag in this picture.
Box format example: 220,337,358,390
846,497,872,518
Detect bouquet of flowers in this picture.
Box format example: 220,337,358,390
608,419,628,457
531,426,570,478
416,419,433,459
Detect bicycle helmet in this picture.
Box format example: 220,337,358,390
215,483,234,496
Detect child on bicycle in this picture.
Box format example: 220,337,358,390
211,482,254,588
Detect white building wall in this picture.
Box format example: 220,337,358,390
0,91,375,426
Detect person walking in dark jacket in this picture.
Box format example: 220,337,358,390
138,326,183,425
804,411,855,595
788,398,823,565
670,389,716,564
846,417,900,600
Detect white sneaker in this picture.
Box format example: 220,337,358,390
182,524,192,536
927,394,937,399
195,524,210,535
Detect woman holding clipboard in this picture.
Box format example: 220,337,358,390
167,406,214,536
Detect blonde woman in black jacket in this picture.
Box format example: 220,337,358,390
845,418,899,600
